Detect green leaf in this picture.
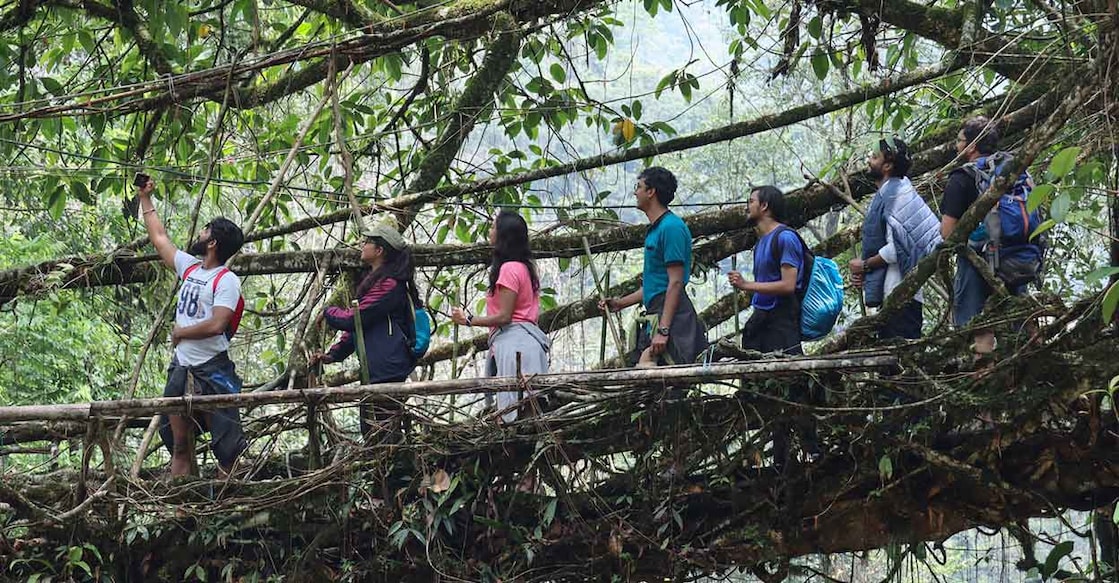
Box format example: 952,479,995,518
654,71,677,99
46,186,66,220
454,219,471,243
71,181,94,205
1046,146,1081,180
807,16,822,39
810,51,829,80
473,515,507,530
549,63,566,83
1049,193,1071,221
40,76,64,96
542,498,557,526
73,560,92,576
1085,267,1119,285
1026,183,1054,213
878,454,893,480
1113,500,1119,525
1103,281,1119,323
1041,540,1074,579
1030,219,1056,241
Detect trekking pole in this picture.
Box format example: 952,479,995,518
731,255,740,338
350,300,371,385
582,237,626,360
854,242,867,317
451,283,461,380
306,362,323,470
599,271,609,365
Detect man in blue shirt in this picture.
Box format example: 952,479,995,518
728,185,820,467
728,185,805,354
601,166,707,366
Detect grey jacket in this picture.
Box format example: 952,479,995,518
862,177,942,305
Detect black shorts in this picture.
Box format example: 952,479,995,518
742,298,803,356
159,352,247,468
877,299,923,340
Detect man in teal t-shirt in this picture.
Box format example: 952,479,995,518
601,166,707,366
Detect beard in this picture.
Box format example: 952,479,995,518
188,238,209,257
867,165,884,181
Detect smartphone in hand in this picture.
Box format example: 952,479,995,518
133,172,150,188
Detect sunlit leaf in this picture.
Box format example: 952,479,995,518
1029,219,1056,241
1084,267,1119,285
878,455,893,480
1026,183,1054,213
1046,146,1081,180
1103,281,1119,323
549,63,566,83
1049,193,1071,221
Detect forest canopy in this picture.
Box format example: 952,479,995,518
1,0,1118,581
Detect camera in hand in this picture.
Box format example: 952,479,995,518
133,172,150,188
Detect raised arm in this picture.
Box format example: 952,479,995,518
135,177,178,269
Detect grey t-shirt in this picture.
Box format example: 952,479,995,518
173,250,241,366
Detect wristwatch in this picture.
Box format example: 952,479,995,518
656,326,671,336
466,314,474,326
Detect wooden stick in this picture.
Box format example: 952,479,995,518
731,255,740,335
582,237,626,359
351,300,371,385
599,271,609,364
0,354,897,422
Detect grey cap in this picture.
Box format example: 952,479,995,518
361,218,406,250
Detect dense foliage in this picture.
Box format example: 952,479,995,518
1,0,1117,580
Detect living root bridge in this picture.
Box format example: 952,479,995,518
1,327,1116,581
0,353,897,423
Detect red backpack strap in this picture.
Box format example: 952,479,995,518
183,263,202,281
210,267,231,292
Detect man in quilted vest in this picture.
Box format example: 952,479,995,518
850,137,942,340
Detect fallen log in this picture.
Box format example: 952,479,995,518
0,354,897,423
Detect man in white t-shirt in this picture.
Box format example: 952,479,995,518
136,176,248,477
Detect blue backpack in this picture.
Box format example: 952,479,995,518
407,292,434,359
771,226,845,341
962,152,1045,287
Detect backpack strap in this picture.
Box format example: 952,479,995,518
768,225,812,298
183,262,202,281
210,267,231,293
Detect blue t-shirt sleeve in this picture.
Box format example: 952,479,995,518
661,220,691,265
778,231,804,271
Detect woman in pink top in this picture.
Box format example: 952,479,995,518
452,211,550,422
